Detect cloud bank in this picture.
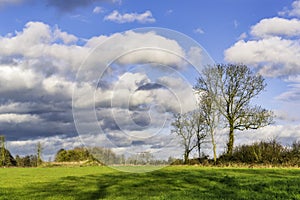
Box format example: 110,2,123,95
0,22,212,160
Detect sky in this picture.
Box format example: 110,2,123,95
0,0,300,162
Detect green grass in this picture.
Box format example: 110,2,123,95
0,166,300,200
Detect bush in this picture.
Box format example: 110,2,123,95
55,147,91,162
218,139,300,166
0,148,17,167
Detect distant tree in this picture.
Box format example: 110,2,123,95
55,147,95,162
30,155,37,167
120,154,125,165
15,155,23,167
37,142,43,166
0,136,5,167
55,149,68,162
0,136,16,167
195,64,273,156
0,148,16,167
23,155,31,167
88,147,117,164
136,152,153,165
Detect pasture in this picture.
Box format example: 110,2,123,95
0,166,299,199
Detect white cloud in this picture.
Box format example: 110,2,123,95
0,65,41,92
80,30,187,78
251,17,300,38
0,22,51,56
225,37,300,77
275,76,300,102
238,32,247,40
274,109,299,122
104,10,155,24
279,0,300,17
110,72,150,108
0,22,87,73
0,113,41,123
156,76,197,113
225,2,300,79
236,125,300,146
194,28,205,34
224,1,300,117
165,9,173,15
107,72,196,113
0,102,27,114
93,6,104,14
42,75,74,98
53,26,78,44
187,46,203,68
112,0,122,5
234,20,239,28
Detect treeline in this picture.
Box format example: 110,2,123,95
53,140,300,167
15,155,40,167
0,148,39,167
0,135,43,167
175,139,300,167
1,139,300,167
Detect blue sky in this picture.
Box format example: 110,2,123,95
0,0,291,62
0,0,300,161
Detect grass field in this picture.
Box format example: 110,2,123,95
0,166,300,200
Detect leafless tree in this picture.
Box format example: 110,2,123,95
190,110,207,162
172,113,196,164
194,91,220,163
195,64,273,156
171,111,208,164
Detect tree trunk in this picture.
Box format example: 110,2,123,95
213,143,217,164
210,128,217,163
211,134,217,164
197,136,201,163
227,124,234,156
184,150,189,164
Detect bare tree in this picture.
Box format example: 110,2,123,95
171,113,196,164
194,91,219,163
190,110,207,162
196,64,273,156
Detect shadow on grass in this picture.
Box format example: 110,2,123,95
1,167,300,200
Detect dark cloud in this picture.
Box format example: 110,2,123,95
136,83,164,91
131,140,145,146
150,143,165,149
46,0,117,12
1,120,76,141
105,132,131,147
131,112,151,127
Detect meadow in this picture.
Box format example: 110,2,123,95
0,166,299,200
